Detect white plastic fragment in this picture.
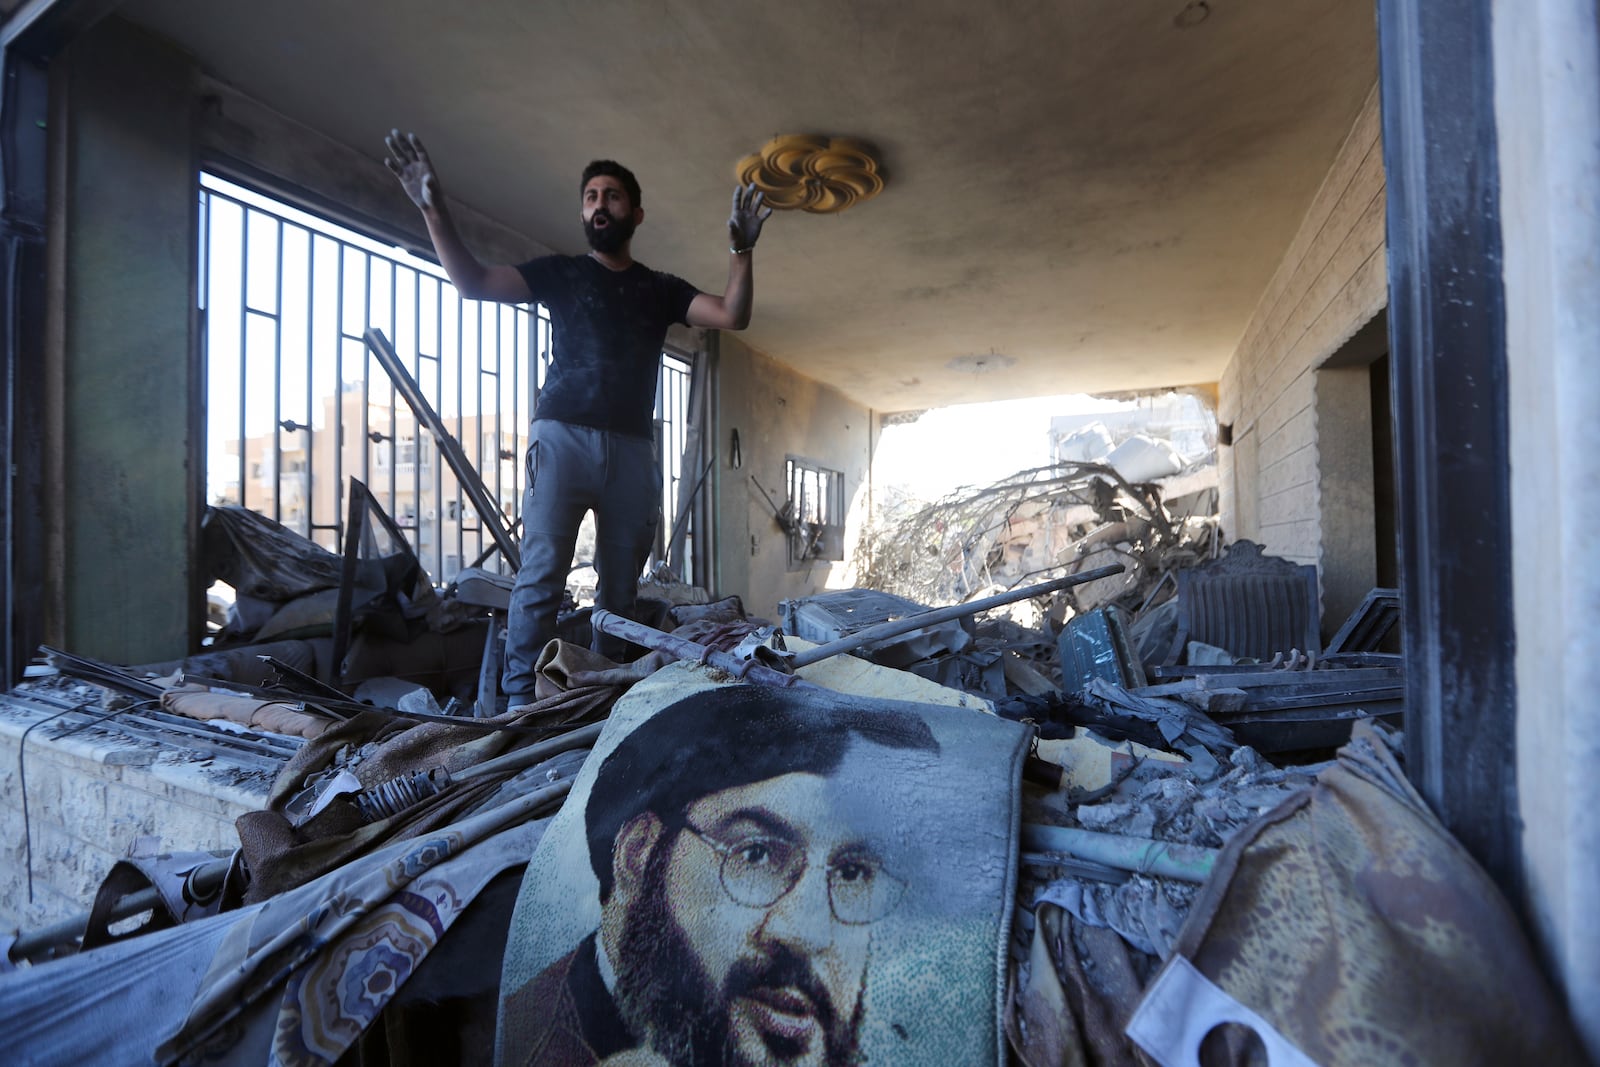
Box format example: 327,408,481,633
1126,956,1321,1067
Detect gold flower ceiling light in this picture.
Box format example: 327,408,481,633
735,135,885,214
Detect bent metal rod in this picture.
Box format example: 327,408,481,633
785,563,1127,669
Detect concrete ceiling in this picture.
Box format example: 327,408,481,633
121,0,1376,413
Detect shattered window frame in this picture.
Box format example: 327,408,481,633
784,456,846,567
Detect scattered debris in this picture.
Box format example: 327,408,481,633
852,458,1220,621
5,442,1483,1067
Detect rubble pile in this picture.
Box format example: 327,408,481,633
5,459,1581,1066
852,456,1220,625
1018,740,1331,966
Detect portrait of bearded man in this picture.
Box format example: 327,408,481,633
497,684,943,1067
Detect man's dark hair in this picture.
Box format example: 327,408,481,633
580,159,642,210
586,684,941,901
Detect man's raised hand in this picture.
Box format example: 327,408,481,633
728,183,772,252
384,130,440,212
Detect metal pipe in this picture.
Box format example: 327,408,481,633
1021,822,1219,884
666,456,715,569
9,887,156,962
591,609,816,689
453,720,605,781
8,858,229,964
787,564,1127,669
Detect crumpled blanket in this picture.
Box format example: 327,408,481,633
1007,902,1146,1067
532,640,672,697
1009,721,1589,1066
1132,720,1588,1065
162,804,548,1066
237,643,623,903
0,811,548,1067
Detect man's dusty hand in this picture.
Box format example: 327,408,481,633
384,129,441,212
728,183,772,252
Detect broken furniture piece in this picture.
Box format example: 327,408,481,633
1132,665,1403,754
781,588,972,668
781,566,1126,672
1132,580,1404,753
1162,539,1320,666
1058,605,1147,692
1323,586,1401,656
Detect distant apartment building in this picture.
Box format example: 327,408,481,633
1049,392,1216,465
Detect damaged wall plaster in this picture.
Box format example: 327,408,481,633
0,700,269,932
1313,363,1380,636
713,334,875,617
54,20,198,664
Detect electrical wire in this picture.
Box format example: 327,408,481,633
17,695,160,902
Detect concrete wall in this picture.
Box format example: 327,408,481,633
51,21,199,664
712,334,874,619
1495,0,1600,1053
1217,83,1387,630
1312,312,1390,634
0,699,269,931
42,18,547,666
196,76,546,269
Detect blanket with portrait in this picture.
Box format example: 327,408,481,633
495,667,1030,1067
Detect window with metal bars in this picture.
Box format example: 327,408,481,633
784,456,845,566
199,173,700,590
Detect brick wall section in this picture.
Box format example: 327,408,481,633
1218,83,1387,566
0,700,271,933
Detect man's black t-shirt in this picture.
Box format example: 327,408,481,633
516,254,700,440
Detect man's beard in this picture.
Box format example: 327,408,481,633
584,209,636,254
612,834,866,1066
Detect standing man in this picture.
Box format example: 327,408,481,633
383,130,771,709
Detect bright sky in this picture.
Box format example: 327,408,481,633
200,173,536,504
872,393,1127,498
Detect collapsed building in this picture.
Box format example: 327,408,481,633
0,0,1597,1063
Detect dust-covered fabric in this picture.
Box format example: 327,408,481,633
161,683,333,739
1140,720,1587,1066
1006,903,1147,1067
515,255,698,439
496,666,1030,1066
237,662,618,902
0,815,544,1067
201,506,345,602
0,898,241,1066
159,804,549,1065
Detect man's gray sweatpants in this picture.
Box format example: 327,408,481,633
501,419,659,704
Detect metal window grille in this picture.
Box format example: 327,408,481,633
657,349,698,584
199,173,698,588
785,456,845,565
